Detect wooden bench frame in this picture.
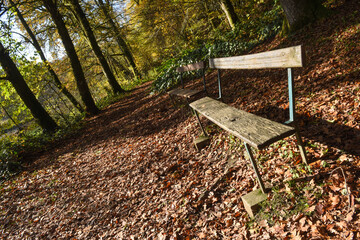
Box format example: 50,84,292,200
167,61,207,106
190,46,308,194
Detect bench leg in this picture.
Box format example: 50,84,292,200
294,126,308,165
244,142,266,194
169,94,178,109
194,110,208,137
185,98,195,115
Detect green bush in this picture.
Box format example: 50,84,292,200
0,121,83,181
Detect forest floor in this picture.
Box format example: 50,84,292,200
1,1,360,239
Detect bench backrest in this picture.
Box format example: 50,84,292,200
176,61,207,94
209,45,304,69
209,45,304,124
177,61,205,72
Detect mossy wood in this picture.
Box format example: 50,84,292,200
190,97,296,149
241,189,268,218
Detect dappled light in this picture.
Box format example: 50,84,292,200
0,0,359,239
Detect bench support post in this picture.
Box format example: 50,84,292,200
194,110,208,137
168,94,178,109
180,73,184,89
287,68,295,123
202,68,207,95
294,126,308,164
217,69,222,100
244,142,266,194
286,69,308,164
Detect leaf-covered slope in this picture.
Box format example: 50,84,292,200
1,0,360,239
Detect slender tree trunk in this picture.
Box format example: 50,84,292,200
279,0,327,32
203,2,219,31
107,54,131,78
0,101,22,131
0,41,58,132
66,0,125,94
9,0,84,113
42,0,99,115
219,0,239,30
96,0,141,79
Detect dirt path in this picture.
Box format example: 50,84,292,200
1,1,360,238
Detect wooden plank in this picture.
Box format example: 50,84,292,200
177,61,205,72
168,88,202,98
190,97,296,149
209,45,304,69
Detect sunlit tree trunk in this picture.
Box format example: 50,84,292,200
219,0,239,30
0,41,58,132
42,0,99,116
9,0,84,113
96,0,141,79
66,0,125,94
279,0,327,31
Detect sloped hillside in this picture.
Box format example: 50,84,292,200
0,0,359,239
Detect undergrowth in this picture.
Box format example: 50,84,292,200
152,1,282,93
0,119,83,181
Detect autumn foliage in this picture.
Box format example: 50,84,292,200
0,0,360,239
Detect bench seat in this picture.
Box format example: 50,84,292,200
190,97,296,149
168,88,203,98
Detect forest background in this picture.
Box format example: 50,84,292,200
0,0,301,175
0,0,354,179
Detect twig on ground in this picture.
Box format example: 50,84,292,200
329,167,351,209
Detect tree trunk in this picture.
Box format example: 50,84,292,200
0,101,22,131
203,2,219,31
9,0,84,113
42,0,99,115
0,41,58,132
67,0,125,94
96,0,141,79
219,0,239,30
279,0,327,32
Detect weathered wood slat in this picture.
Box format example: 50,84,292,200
190,97,296,149
177,61,205,72
209,45,304,69
168,88,203,98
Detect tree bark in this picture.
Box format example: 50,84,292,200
9,0,84,113
66,0,125,94
96,0,141,79
0,41,58,132
42,0,99,115
279,0,327,32
219,0,239,30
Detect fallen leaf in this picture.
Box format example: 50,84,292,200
345,211,354,222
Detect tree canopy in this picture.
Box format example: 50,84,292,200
0,0,290,132
0,0,334,158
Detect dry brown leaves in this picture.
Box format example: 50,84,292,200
1,0,360,239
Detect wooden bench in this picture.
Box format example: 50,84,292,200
190,46,308,194
167,61,207,106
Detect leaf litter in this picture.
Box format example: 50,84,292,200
1,1,360,239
